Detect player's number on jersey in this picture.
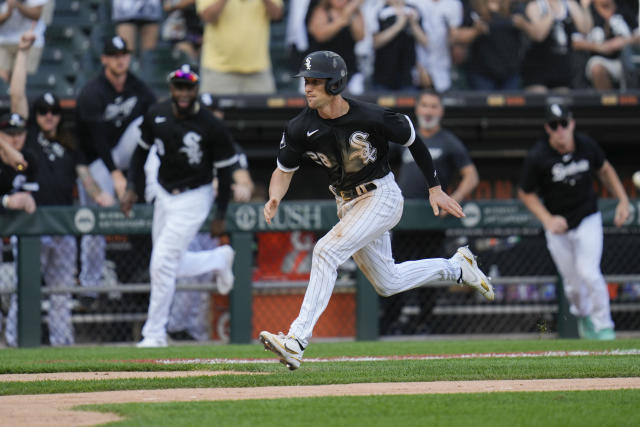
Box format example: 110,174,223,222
305,151,333,168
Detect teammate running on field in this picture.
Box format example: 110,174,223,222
259,50,495,370
121,64,239,348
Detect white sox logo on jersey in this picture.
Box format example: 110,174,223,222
348,132,376,164
180,132,203,165
551,159,589,183
104,96,138,127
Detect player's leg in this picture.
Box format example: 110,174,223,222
351,232,459,297
573,212,614,337
260,175,405,368
545,230,587,315
42,236,76,346
545,228,594,337
140,186,213,346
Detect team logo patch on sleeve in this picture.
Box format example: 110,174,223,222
280,132,286,149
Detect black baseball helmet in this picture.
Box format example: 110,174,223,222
294,50,347,95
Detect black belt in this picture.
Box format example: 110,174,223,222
165,182,207,195
330,182,377,201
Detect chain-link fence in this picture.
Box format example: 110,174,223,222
2,202,639,347
0,233,230,347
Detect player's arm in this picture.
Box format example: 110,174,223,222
388,112,463,217
597,160,630,227
451,164,479,203
9,30,35,120
121,115,153,215
264,168,295,224
76,164,115,207
517,188,567,233
1,192,36,214
265,128,301,224
517,151,567,233
0,133,26,170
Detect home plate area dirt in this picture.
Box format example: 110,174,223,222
1,376,640,427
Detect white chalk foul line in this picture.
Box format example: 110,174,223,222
156,349,640,365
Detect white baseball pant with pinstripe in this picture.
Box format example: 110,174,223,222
544,212,614,332
288,172,460,347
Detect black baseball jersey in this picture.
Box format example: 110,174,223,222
0,149,38,197
129,100,237,194
75,70,156,170
519,133,605,229
26,126,80,206
277,98,416,191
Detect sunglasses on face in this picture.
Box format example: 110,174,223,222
36,106,61,116
547,119,568,130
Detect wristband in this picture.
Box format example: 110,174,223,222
2,194,10,208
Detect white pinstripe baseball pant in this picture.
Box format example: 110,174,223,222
545,212,614,332
288,173,460,347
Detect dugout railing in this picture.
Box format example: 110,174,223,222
1,199,639,348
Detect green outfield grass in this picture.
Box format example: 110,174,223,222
78,390,640,427
1,338,639,396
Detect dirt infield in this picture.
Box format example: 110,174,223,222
1,376,640,426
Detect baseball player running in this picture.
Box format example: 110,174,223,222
259,50,494,370
518,104,629,340
121,64,238,348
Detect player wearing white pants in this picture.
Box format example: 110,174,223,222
259,51,494,370
121,64,238,347
289,173,461,342
545,212,613,332
519,103,629,340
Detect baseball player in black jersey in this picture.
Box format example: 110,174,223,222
75,35,157,300
3,31,113,346
518,104,629,340
121,64,238,348
259,50,495,370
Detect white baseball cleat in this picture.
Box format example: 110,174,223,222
259,331,305,370
136,336,168,348
216,245,235,295
450,246,495,301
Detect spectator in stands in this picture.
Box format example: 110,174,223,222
573,0,637,90
0,0,48,84
161,0,203,63
520,0,592,92
112,0,163,59
413,0,464,92
196,0,284,94
75,35,156,308
518,103,629,340
452,0,536,90
371,0,427,92
307,0,365,92
385,90,479,334
285,0,311,91
0,112,36,215
3,31,113,347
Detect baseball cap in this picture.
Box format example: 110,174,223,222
545,103,572,122
103,36,131,55
0,112,27,135
33,92,62,115
167,64,199,86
